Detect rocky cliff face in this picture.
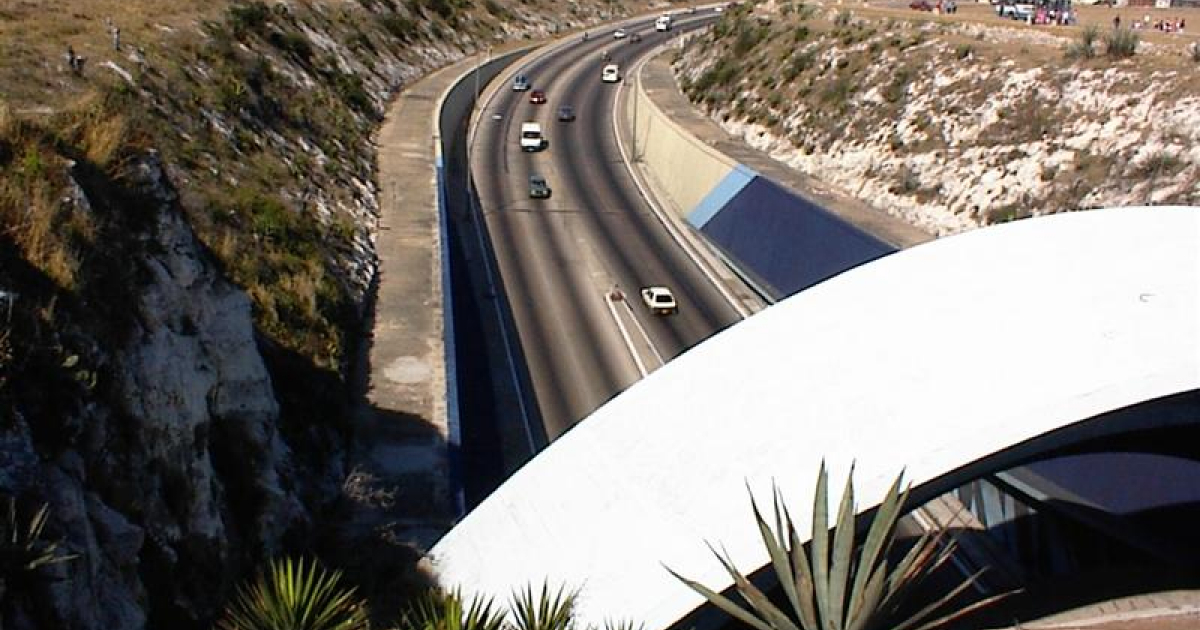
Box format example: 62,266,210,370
0,154,313,629
675,2,1200,236
0,0,637,627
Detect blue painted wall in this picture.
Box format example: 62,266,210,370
697,176,896,299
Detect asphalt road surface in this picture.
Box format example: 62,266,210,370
471,12,742,442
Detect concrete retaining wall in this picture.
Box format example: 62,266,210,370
629,75,739,221
628,52,898,299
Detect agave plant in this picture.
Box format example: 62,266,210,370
218,557,369,630
0,498,78,602
509,582,578,630
669,463,1003,630
398,588,506,630
0,499,76,576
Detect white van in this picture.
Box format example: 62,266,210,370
601,64,620,83
519,122,545,152
655,15,672,31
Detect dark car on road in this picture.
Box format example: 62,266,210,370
529,175,551,199
557,105,576,122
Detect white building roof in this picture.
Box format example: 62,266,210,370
430,207,1200,629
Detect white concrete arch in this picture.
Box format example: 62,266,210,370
430,207,1200,630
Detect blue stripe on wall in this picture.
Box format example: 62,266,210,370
687,164,758,229
700,176,896,299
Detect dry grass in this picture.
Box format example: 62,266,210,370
0,0,221,111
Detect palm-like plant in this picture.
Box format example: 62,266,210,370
509,582,578,630
399,588,506,630
0,498,78,605
218,557,369,630
669,463,1003,630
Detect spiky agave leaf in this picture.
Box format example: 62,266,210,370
827,467,857,630
845,474,906,628
598,617,644,630
0,499,77,575
510,581,578,630
810,463,832,630
781,495,818,630
400,587,505,630
218,557,368,630
663,564,773,630
668,466,1003,630
752,489,806,630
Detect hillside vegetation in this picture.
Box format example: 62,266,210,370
0,0,653,627
675,1,1200,235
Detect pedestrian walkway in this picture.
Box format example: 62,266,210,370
327,57,479,607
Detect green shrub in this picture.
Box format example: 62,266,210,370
733,24,769,56
1066,24,1098,59
669,464,1005,630
1190,42,1200,63
955,43,974,60
331,72,373,114
883,66,913,104
218,558,368,630
833,9,852,27
227,2,272,38
1104,27,1138,58
419,0,456,21
379,14,420,41
0,499,78,588
483,0,510,19
890,165,921,194
1137,152,1182,178
783,50,815,81
793,25,811,42
401,589,506,630
269,30,314,62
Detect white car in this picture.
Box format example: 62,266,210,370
640,286,678,315
601,64,621,83
613,28,627,39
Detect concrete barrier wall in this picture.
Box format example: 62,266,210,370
628,54,896,298
629,70,738,221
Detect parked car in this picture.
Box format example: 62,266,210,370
601,64,621,83
530,90,547,104
529,175,551,199
557,105,576,122
996,2,1034,19
512,74,531,91
640,286,678,315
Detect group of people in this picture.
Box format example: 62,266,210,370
1115,14,1187,33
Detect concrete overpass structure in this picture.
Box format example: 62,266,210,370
430,206,1200,629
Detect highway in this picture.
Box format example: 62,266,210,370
470,12,742,442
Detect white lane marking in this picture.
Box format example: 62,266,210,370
610,30,753,321
604,289,649,378
622,299,666,368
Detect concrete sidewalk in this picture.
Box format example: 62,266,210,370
346,58,473,553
